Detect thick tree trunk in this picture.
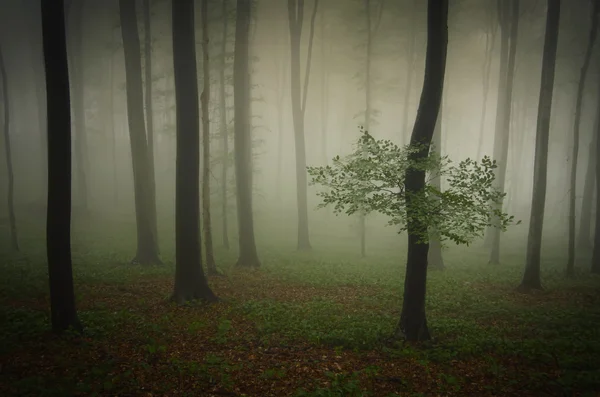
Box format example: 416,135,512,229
108,31,118,206
428,100,444,269
219,0,230,250
488,0,519,265
0,45,19,251
172,0,218,303
288,0,319,251
518,0,560,292
234,0,261,268
395,0,448,343
143,0,159,255
567,2,598,277
41,0,82,333
201,0,219,276
119,0,162,266
592,103,600,274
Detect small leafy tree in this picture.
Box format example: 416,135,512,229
307,127,517,246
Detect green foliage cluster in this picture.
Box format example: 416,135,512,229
307,128,518,245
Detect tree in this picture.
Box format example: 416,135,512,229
486,0,520,266
142,0,159,255
578,131,596,250
0,44,18,251
566,1,599,277
518,0,561,292
201,0,219,276
233,0,261,268
218,0,231,250
41,0,82,333
119,0,162,266
172,0,218,303
287,0,319,251
428,100,443,269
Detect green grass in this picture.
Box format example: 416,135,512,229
0,212,599,396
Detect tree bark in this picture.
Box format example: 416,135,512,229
395,0,448,342
0,45,19,251
428,99,444,269
143,0,159,255
119,0,162,266
518,0,561,292
287,0,319,251
172,0,219,303
579,127,597,250
488,0,519,265
234,0,261,268
219,0,230,250
42,0,82,333
201,0,219,276
567,1,598,278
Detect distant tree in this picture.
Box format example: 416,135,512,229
218,0,231,250
287,0,319,251
579,124,597,250
518,0,561,292
233,0,261,268
567,0,598,278
485,0,520,266
41,0,82,333
119,0,162,266
593,103,600,274
172,0,219,303
201,0,219,276
142,0,159,254
0,44,18,251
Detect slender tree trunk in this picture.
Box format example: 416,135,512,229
320,6,328,165
428,100,444,269
67,0,89,215
592,98,600,274
119,0,162,266
579,130,597,250
201,0,219,276
518,0,560,292
234,0,261,268
109,31,118,206
287,0,319,251
488,0,519,265
395,0,448,342
143,0,159,254
219,0,230,250
567,2,598,277
41,0,82,333
172,0,218,303
0,45,18,251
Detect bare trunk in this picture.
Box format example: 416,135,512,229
219,0,230,250
579,132,597,250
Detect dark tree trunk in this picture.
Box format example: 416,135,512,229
518,0,560,292
0,45,18,251
287,0,319,251
41,0,82,334
395,0,448,343
234,0,261,268
201,0,219,276
488,0,519,265
580,127,597,250
567,1,598,277
142,0,159,255
172,0,219,303
119,0,162,266
219,0,230,250
428,100,444,269
66,0,89,215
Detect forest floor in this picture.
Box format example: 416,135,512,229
1,215,599,396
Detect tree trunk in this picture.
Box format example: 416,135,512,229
143,0,159,255
567,2,598,278
428,99,444,269
172,0,219,303
201,0,219,276
119,0,162,266
219,0,230,250
41,0,82,334
400,0,417,145
108,29,118,206
320,7,329,165
579,128,597,250
592,101,600,274
287,0,319,251
0,45,19,251
488,0,519,265
518,0,560,292
234,0,261,268
67,0,89,215
395,0,448,343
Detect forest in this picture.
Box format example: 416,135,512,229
0,0,599,396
